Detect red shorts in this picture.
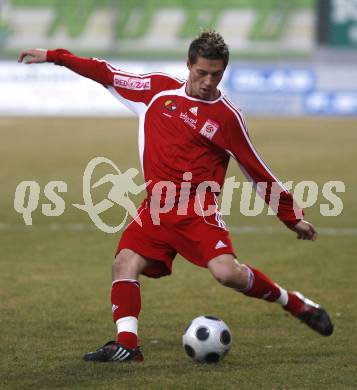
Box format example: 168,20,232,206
116,192,235,278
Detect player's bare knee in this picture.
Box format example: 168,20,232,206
112,253,127,276
112,249,142,279
234,264,249,289
209,257,248,289
212,267,236,287
209,263,236,287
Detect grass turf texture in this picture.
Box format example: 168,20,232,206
1,117,356,389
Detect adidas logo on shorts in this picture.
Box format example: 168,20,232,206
215,240,227,249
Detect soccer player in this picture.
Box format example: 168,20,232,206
18,31,333,363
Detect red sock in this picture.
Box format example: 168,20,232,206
241,265,281,302
111,280,141,349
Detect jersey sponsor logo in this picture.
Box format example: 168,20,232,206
199,119,219,140
114,75,151,90
189,106,198,116
164,99,177,111
179,111,197,129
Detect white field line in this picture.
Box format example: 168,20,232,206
228,226,357,236
0,223,97,232
0,223,357,236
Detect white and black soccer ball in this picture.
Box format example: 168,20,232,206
182,315,232,363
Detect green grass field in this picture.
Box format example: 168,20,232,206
1,117,357,389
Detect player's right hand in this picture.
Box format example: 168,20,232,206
18,49,47,64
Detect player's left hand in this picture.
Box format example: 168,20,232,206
289,220,318,241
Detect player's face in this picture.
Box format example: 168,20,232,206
187,57,225,101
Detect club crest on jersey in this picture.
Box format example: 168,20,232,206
199,119,219,140
114,75,151,90
164,99,177,111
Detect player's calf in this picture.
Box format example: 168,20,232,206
215,261,334,336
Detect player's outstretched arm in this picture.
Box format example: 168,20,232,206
18,47,114,86
18,49,47,64
288,219,317,241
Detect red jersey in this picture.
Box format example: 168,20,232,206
47,49,302,225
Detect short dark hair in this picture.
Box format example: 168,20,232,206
188,30,229,68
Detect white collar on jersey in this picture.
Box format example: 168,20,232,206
180,83,223,104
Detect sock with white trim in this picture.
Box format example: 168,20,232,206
111,279,141,349
238,265,288,306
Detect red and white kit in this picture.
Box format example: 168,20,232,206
47,49,303,277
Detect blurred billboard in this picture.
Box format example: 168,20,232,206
0,0,316,59
0,0,356,117
317,0,357,47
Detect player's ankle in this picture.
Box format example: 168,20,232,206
274,285,289,306
117,331,138,349
283,292,303,316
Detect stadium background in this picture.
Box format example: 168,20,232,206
1,1,356,389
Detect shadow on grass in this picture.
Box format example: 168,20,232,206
11,355,243,388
